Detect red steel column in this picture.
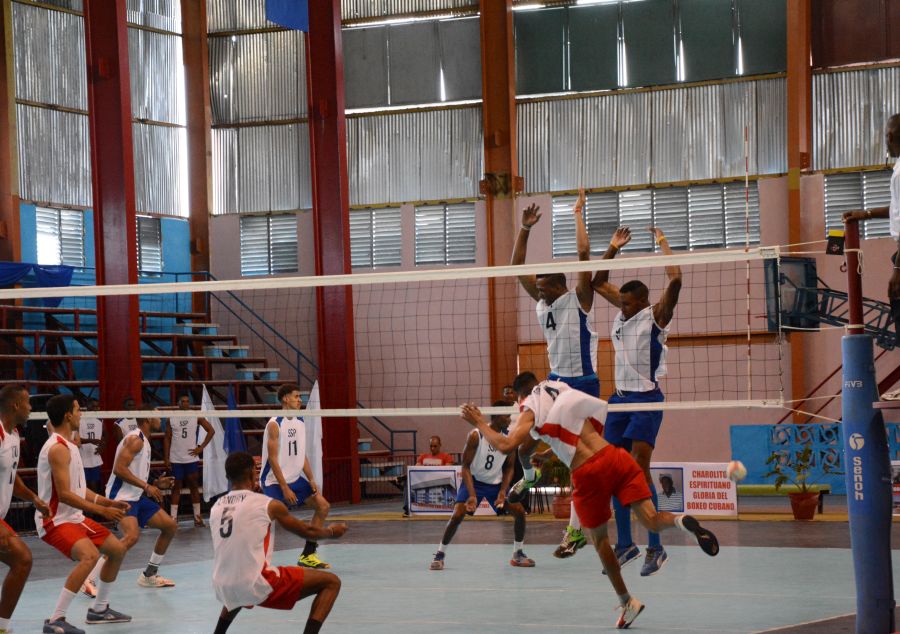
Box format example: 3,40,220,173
306,1,359,503
181,0,212,314
480,0,520,399
0,0,18,264
83,0,142,411
787,0,812,419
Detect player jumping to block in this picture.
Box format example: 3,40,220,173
211,452,347,634
430,402,534,570
461,374,718,629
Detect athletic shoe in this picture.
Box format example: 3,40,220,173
80,577,97,598
507,468,541,504
43,619,85,634
85,605,132,624
509,549,535,567
137,572,175,588
297,553,331,569
681,515,720,556
639,546,668,576
193,515,205,528
553,526,587,558
429,551,445,570
615,597,645,629
882,388,900,401
602,543,641,575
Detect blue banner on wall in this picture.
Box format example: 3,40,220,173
266,0,308,32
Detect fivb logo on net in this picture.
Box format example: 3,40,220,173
849,433,865,451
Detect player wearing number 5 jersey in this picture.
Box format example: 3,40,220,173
0,386,50,634
429,402,533,571
165,394,215,527
211,452,347,634
261,384,331,569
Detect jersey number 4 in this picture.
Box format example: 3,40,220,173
219,507,234,538
544,312,557,330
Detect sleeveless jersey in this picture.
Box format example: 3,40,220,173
0,424,20,518
168,415,200,464
536,290,598,378
79,416,103,468
468,431,506,485
210,490,276,610
261,417,307,487
611,305,670,392
36,432,86,535
106,428,150,502
522,381,608,468
116,418,138,436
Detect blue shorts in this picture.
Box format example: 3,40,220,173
548,373,600,398
456,479,502,514
125,496,162,529
83,466,102,483
604,389,665,450
171,462,199,480
263,477,315,507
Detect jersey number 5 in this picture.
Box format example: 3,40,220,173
219,507,234,538
181,428,188,439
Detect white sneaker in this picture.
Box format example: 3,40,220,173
137,572,175,588
616,597,645,629
80,577,97,598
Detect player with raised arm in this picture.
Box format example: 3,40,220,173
591,225,682,576
84,410,178,595
461,373,718,629
165,394,215,526
429,402,534,571
211,452,347,634
38,394,131,633
261,384,332,569
510,190,597,558
0,385,51,634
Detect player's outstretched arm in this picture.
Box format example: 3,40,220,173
573,189,594,311
651,227,682,328
591,226,630,308
511,203,542,301
460,405,533,454
268,499,347,540
48,443,125,521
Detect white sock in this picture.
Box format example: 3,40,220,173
437,543,446,553
513,541,523,553
674,515,689,533
0,616,11,630
50,588,76,621
91,580,112,613
193,503,201,517
170,505,177,518
89,557,105,583
523,467,536,480
149,551,165,566
569,503,581,530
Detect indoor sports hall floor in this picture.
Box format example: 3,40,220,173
14,498,900,633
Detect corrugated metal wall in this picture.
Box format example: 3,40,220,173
812,65,900,170
12,1,188,215
518,77,787,194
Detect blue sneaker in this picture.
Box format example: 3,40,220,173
639,546,668,576
429,551,445,570
43,619,85,634
603,543,641,575
85,605,132,624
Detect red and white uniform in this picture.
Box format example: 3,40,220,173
521,381,606,468
0,423,21,518
210,490,305,611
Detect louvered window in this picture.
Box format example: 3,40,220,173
137,216,163,274
552,181,761,256
35,206,85,268
824,170,892,240
415,203,476,265
350,207,402,269
240,214,298,276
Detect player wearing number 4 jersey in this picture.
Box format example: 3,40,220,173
461,374,719,630
0,386,51,634
261,384,331,569
430,402,533,571
165,394,215,527
211,452,347,634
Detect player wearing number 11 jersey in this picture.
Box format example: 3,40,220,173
261,384,331,569
429,402,533,570
211,452,346,634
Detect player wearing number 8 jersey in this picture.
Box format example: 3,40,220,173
429,402,533,570
211,452,347,634
261,384,331,569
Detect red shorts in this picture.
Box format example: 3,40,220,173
259,566,306,610
0,519,17,537
571,445,651,530
41,518,111,559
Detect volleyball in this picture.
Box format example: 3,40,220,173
727,460,747,482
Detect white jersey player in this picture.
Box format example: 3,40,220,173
165,395,215,527
210,452,346,634
429,402,533,571
78,403,104,492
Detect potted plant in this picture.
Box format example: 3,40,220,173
543,457,572,520
764,443,841,520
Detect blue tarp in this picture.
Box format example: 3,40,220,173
265,0,308,31
0,262,73,307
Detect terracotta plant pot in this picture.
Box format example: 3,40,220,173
552,494,572,519
789,491,819,520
